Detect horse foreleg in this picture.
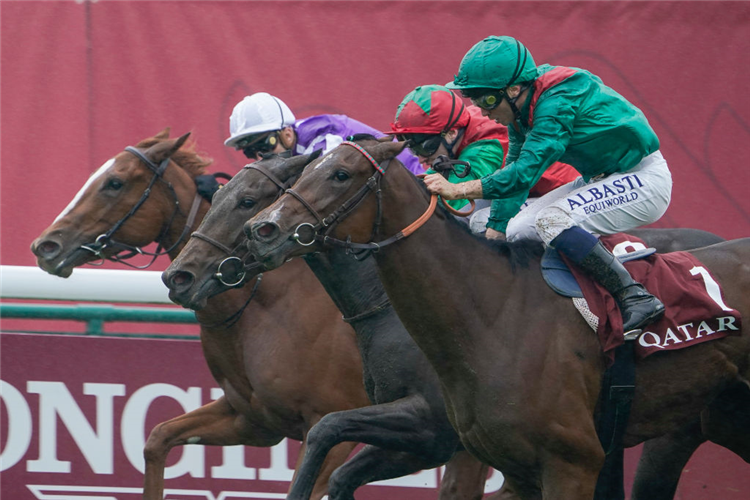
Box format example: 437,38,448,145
290,437,358,500
439,449,489,500
630,418,705,500
327,445,440,500
142,396,279,500
287,396,457,500
538,454,602,500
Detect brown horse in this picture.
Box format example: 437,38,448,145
244,138,750,499
30,130,371,500
163,150,504,500
164,141,734,500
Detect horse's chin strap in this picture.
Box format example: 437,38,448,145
287,141,438,253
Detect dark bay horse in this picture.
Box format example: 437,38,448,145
30,130,371,500
163,145,731,499
245,138,750,499
162,152,496,500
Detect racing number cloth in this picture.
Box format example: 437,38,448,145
565,233,742,360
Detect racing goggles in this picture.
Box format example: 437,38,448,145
237,132,279,159
469,89,506,111
397,133,443,158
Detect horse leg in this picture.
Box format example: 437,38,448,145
292,439,359,500
630,418,705,500
440,450,528,500
327,445,442,500
439,449,489,500
143,396,280,500
701,381,750,461
539,450,603,500
286,396,456,500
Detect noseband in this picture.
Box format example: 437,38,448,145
80,146,204,269
190,162,286,287
285,141,438,253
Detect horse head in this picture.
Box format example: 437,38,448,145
245,138,410,269
162,152,320,310
31,129,209,277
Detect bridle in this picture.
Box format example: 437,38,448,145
189,162,289,287
81,146,204,269
285,141,471,254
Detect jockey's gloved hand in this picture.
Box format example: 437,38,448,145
195,174,224,201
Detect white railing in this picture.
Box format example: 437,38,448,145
1,265,174,304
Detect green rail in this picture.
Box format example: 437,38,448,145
1,303,197,336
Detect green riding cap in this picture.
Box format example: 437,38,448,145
447,36,538,90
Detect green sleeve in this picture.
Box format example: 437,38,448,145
428,139,505,210
504,126,524,165
481,87,580,231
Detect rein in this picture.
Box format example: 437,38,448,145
81,146,205,269
196,273,263,329
286,141,442,253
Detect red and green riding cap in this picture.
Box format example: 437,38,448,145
389,85,469,136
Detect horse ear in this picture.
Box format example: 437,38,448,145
174,132,191,150
368,140,407,162
146,132,191,163
272,150,323,181
154,128,171,140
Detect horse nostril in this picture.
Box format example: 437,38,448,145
168,271,194,291
255,222,278,240
34,240,62,259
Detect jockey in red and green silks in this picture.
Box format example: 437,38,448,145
388,85,577,213
424,35,673,339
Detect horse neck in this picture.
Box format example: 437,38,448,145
371,169,521,365
304,250,389,323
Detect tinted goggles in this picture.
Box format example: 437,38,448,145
397,133,443,157
238,132,278,159
470,90,506,111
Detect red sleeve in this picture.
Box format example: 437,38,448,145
529,161,579,197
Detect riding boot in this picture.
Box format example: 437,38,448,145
551,227,665,339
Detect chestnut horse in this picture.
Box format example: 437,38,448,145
163,151,496,500
30,130,371,500
245,138,750,499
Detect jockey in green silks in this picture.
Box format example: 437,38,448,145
424,35,673,338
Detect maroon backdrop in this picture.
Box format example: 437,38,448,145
3,1,750,268
2,2,749,498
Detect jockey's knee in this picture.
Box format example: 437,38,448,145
535,207,576,246
506,217,541,242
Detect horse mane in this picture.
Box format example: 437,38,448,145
432,191,544,271
135,133,213,178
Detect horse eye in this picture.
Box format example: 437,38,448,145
105,178,123,191
239,198,256,209
333,170,350,182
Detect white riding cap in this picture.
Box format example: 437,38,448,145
224,92,296,148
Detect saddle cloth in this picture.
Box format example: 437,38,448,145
544,233,742,362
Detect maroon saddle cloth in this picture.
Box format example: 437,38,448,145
562,233,742,362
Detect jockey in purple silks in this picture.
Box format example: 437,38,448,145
225,92,422,175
